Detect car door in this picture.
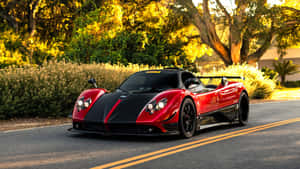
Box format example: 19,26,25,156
197,91,219,114
218,83,238,108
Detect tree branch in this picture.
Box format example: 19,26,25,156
0,0,21,32
0,11,18,31
6,0,20,10
187,35,201,39
202,0,231,64
248,22,275,62
215,0,231,20
280,6,300,14
168,0,231,65
28,0,41,36
240,34,250,61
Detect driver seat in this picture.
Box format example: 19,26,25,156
184,78,206,93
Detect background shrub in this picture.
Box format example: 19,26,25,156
284,81,300,88
0,62,161,119
261,67,278,80
199,64,276,99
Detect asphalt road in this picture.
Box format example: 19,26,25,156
1,100,300,169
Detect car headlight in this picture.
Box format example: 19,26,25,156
84,98,92,108
147,103,154,110
146,100,156,115
146,98,168,115
76,97,92,111
77,99,83,107
156,98,167,110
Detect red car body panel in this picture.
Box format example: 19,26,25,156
72,88,106,122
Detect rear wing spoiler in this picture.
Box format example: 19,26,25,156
197,76,245,80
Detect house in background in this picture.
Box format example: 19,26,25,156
258,48,300,81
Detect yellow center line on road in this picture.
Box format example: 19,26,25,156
91,118,300,169
91,120,292,169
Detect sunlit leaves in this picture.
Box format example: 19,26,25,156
0,30,63,65
64,0,209,66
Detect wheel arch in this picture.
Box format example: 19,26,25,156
241,89,249,97
178,95,197,138
238,89,250,125
180,95,197,114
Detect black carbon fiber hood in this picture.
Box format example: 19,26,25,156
84,91,157,123
84,92,121,123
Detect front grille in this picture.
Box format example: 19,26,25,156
73,122,161,134
108,124,161,134
81,123,106,131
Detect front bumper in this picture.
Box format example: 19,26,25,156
68,122,179,136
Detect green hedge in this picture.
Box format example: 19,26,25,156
0,62,160,119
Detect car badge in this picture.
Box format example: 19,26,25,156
120,95,127,99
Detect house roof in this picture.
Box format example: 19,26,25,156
260,48,300,60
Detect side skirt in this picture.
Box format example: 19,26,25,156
196,104,238,130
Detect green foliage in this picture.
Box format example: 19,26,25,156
0,57,27,69
261,67,278,80
0,30,64,66
65,29,187,66
200,64,276,99
0,34,27,68
62,1,202,66
0,62,161,119
0,0,212,67
273,60,299,85
0,0,85,40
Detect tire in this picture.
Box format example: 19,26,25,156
179,98,196,138
237,92,249,125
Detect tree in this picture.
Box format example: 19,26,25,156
0,0,20,31
0,0,89,40
0,0,43,36
167,0,300,65
65,0,209,67
273,60,299,85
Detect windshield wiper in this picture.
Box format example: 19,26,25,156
117,88,129,93
131,88,165,93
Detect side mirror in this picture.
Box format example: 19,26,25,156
221,77,228,86
88,78,98,88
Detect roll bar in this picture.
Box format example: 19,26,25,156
197,76,245,80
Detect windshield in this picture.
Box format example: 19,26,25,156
119,71,179,92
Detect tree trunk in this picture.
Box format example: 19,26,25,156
169,0,283,66
196,0,232,65
230,28,242,64
230,1,247,64
28,0,41,36
281,75,285,86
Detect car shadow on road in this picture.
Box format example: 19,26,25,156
66,123,243,143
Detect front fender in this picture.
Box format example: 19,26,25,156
136,89,185,125
72,88,106,121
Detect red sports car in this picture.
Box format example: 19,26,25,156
69,68,249,138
